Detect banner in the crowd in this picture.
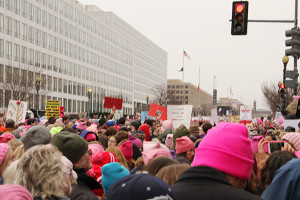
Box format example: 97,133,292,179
148,103,167,120
240,105,252,121
60,106,65,117
104,97,123,110
141,111,154,122
284,119,299,132
211,108,218,125
274,112,284,125
7,100,28,124
167,105,193,129
46,100,60,118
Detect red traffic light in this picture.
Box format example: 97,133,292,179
280,83,285,89
235,4,244,13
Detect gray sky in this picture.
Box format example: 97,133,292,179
79,0,296,110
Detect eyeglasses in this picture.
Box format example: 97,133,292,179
108,140,116,144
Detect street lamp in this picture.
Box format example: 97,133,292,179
35,76,41,116
87,88,92,118
146,96,149,111
282,56,289,112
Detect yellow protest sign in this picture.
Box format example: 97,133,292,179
46,100,60,118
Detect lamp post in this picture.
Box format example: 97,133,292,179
146,96,149,111
35,76,41,116
87,88,92,118
282,56,289,111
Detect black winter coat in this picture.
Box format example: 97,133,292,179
171,166,262,200
69,172,100,200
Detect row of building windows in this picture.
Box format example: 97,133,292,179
168,85,189,89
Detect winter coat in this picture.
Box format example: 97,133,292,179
262,158,300,200
171,166,262,200
69,172,100,200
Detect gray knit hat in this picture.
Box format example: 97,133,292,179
21,125,52,151
52,131,88,163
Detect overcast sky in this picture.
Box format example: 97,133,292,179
79,0,296,110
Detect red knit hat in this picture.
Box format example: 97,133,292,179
175,136,194,154
138,124,150,141
119,140,133,161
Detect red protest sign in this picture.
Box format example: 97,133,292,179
148,103,167,120
104,97,123,110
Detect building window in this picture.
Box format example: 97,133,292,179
21,0,27,17
14,0,20,14
5,41,12,60
14,20,20,38
5,0,12,10
185,85,188,88
28,3,34,21
0,39,3,58
0,14,4,32
21,23,27,40
5,16,12,35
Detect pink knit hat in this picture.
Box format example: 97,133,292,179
142,149,172,165
143,141,169,153
165,134,173,148
88,143,105,155
119,140,133,161
251,136,268,153
192,122,254,180
0,184,33,200
77,122,87,130
61,156,77,180
282,132,300,151
0,133,15,143
0,143,9,166
161,120,173,132
176,136,194,154
87,124,98,134
128,135,142,147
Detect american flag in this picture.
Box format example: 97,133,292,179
183,50,191,59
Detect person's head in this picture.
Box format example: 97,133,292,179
62,116,70,125
118,140,133,162
7,138,22,151
0,117,4,126
261,151,297,191
130,121,140,132
189,125,200,135
192,122,254,188
118,117,126,126
202,122,212,134
143,156,178,176
106,146,130,170
282,132,300,151
173,125,190,146
26,118,35,126
264,135,275,141
0,143,14,177
104,126,118,138
15,145,72,198
108,135,121,147
106,174,176,200
21,125,52,152
5,119,15,129
13,144,24,160
52,131,92,172
116,130,129,141
144,119,155,131
48,117,56,125
99,135,109,149
156,164,190,185
175,136,195,162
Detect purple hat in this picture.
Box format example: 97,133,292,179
128,135,142,147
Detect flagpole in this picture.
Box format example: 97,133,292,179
198,64,200,115
182,49,184,82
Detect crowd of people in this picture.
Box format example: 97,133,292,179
0,107,299,199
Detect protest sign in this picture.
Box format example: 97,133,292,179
141,111,154,122
284,119,299,132
46,100,60,118
274,112,284,125
167,105,193,129
211,108,218,125
104,97,123,110
240,105,252,122
148,103,167,120
6,100,27,124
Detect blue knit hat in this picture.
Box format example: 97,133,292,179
101,162,130,195
106,173,176,200
106,120,115,127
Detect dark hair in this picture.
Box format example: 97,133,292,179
261,151,297,192
144,119,155,127
143,156,178,176
175,156,191,165
156,164,190,185
86,121,91,127
202,122,212,134
118,117,126,125
99,135,109,149
176,152,188,162
48,117,56,124
5,119,15,128
61,128,76,133
116,131,129,141
111,135,122,146
104,126,118,137
134,133,145,142
26,118,35,126
62,116,69,122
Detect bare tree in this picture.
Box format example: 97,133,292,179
167,88,181,105
261,81,295,114
151,84,168,106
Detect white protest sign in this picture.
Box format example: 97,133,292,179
6,100,27,124
283,119,299,132
167,105,193,129
240,105,252,121
274,112,284,125
211,108,218,125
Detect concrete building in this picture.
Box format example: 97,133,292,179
167,79,213,116
216,97,243,116
0,0,167,115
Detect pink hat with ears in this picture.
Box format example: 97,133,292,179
0,133,15,143
87,124,98,134
142,149,172,165
143,141,169,153
0,143,9,166
161,120,173,132
119,140,133,161
77,122,87,130
88,143,105,155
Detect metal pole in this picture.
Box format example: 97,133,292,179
182,50,184,82
294,57,298,95
295,0,298,27
283,64,286,110
87,93,90,118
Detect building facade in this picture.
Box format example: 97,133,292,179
0,0,167,115
167,79,213,116
216,97,242,116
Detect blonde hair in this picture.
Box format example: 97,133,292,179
106,146,130,171
14,144,24,160
156,164,190,185
7,138,22,151
15,145,68,199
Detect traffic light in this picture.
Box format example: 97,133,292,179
231,1,249,35
285,27,300,58
278,82,286,99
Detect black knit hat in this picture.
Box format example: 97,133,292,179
52,131,88,163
